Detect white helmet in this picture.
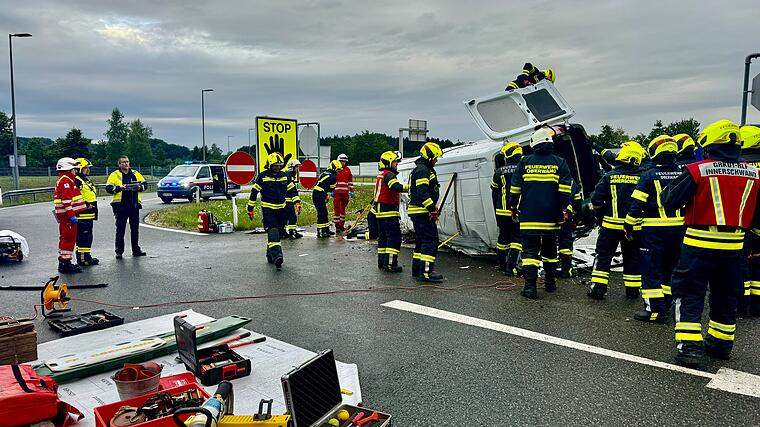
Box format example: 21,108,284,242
530,128,555,148
56,157,78,171
394,150,402,159
337,153,348,161
288,159,301,168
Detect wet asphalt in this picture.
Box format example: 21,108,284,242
1,196,760,426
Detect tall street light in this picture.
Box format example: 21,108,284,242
201,88,214,161
248,128,254,155
8,32,32,191
227,135,233,155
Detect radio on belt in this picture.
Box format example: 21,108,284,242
174,316,251,386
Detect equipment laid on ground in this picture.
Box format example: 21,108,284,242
281,350,391,427
174,316,251,386
0,233,23,261
0,320,37,364
197,210,219,233
0,364,83,427
112,361,164,400
176,382,292,427
33,315,252,383
40,275,71,318
47,309,124,337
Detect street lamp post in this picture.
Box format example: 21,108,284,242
227,135,233,155
201,88,214,161
8,32,32,191
248,128,254,155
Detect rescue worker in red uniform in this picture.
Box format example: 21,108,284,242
247,153,300,270
74,158,99,266
587,142,645,300
662,120,760,367
285,159,303,239
506,63,556,91
491,142,523,275
409,143,443,282
624,136,684,323
739,125,760,317
313,160,342,238
53,157,87,274
333,153,354,233
674,133,697,168
374,151,408,272
510,128,572,299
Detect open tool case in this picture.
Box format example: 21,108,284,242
281,350,391,427
174,316,251,386
47,309,124,336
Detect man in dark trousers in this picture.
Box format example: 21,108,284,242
106,156,147,259
409,142,443,282
374,151,408,272
312,160,342,238
662,120,760,367
510,128,572,299
491,142,523,275
284,159,303,239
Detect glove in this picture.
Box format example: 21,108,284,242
429,207,439,222
69,216,78,223
511,210,520,223
295,202,302,215
349,192,355,199
114,185,123,193
247,209,255,221
624,223,635,241
559,209,570,225
330,192,335,198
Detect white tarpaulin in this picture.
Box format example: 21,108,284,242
35,310,362,426
0,229,29,257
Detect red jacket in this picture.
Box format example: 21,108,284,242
334,167,354,194
53,173,86,220
684,160,760,228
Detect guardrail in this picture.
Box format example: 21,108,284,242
0,181,158,206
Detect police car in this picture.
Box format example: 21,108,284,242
157,162,241,203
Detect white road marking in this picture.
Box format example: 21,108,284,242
382,300,760,398
139,222,208,236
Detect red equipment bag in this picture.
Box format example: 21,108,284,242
0,364,84,427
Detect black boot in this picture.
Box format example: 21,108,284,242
291,230,303,239
58,261,82,274
497,250,507,273
418,262,443,282
385,255,403,273
85,254,100,265
751,298,760,317
325,227,336,236
587,283,607,300
633,307,669,324
544,266,557,293
412,258,421,278
274,256,284,271
674,342,704,369
378,253,388,269
266,253,274,264
704,335,732,360
559,254,574,278
521,281,538,299
625,287,640,300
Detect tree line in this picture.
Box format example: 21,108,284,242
588,118,701,150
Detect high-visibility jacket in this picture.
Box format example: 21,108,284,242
624,161,683,228
374,169,406,218
662,158,760,250
491,160,520,217
408,158,439,216
509,150,572,232
313,170,337,194
106,169,146,206
590,163,642,231
74,174,98,220
248,169,299,210
53,174,86,220
505,63,548,90
335,167,354,194
285,169,300,204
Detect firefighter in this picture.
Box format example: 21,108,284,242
624,135,684,323
333,153,354,233
510,128,572,299
247,153,300,270
375,151,408,272
740,125,760,317
587,142,645,300
661,120,760,367
674,133,697,168
557,179,582,278
506,63,556,91
53,157,87,274
74,158,99,266
106,156,147,259
285,159,303,239
409,142,443,282
490,142,523,275
313,160,342,238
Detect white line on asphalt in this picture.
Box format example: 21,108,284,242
139,222,207,236
382,300,760,398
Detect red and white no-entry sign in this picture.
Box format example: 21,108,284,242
225,151,257,185
299,159,318,189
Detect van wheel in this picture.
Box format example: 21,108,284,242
160,196,173,204
226,194,233,200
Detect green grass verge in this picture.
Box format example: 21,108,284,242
146,186,374,231
0,175,162,207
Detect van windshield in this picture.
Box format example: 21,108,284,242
167,165,200,177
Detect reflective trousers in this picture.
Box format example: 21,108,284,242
58,220,76,262
496,216,521,270
672,244,742,354
742,234,760,314
377,215,401,262
312,191,330,231
366,210,379,240
639,227,683,313
411,213,438,278
333,193,349,228
76,219,95,258
262,207,287,261
521,231,557,290
591,227,641,293
285,202,298,232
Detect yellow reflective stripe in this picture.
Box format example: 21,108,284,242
631,189,649,202
415,178,430,186
408,205,428,214
559,248,573,255
313,186,325,192
261,202,286,209
267,242,281,248
519,222,560,230
708,320,736,332
641,289,664,298
510,186,522,194
247,200,257,207
495,209,512,216
653,180,667,218
676,322,702,330
77,213,96,219
501,176,508,210
510,243,523,250
524,174,559,183
661,285,672,295
683,237,743,250
490,181,499,189
641,217,684,226
541,257,558,263
422,198,434,208
388,178,399,187
558,184,571,193
683,227,744,250
591,270,609,284
522,258,540,266
385,248,400,255
252,183,262,191
611,185,618,218
708,177,726,225
418,254,436,262
375,211,400,218
675,333,703,341
624,214,641,226
496,243,509,250
317,222,331,227
738,179,754,222
76,247,91,252
71,195,83,201
707,328,734,341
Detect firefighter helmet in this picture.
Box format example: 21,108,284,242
337,153,348,162
501,142,523,160
56,157,78,171
543,69,556,83
647,135,678,158
288,159,301,169
698,120,741,147
75,157,92,171
673,134,695,153
420,142,443,161
530,128,554,148
741,126,760,149
266,152,285,168
328,159,343,171
616,141,645,166
379,151,399,169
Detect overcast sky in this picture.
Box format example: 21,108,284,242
2,1,760,150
